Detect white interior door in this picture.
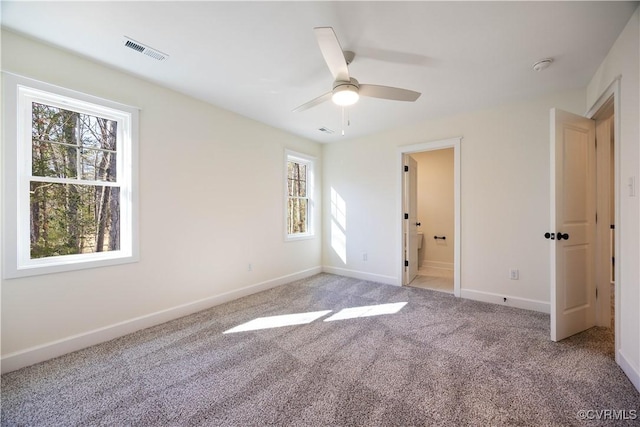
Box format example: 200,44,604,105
404,154,418,284
550,108,596,342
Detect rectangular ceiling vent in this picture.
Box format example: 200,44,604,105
318,127,334,134
123,37,169,61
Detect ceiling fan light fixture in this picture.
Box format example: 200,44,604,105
332,84,359,106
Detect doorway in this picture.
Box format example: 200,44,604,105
408,149,455,293
592,97,616,330
551,78,620,354
585,80,620,359
398,137,461,297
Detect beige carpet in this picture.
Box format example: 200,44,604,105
2,273,638,426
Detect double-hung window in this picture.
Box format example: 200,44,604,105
285,150,314,240
3,73,138,278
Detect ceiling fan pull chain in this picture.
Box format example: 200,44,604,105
341,107,345,136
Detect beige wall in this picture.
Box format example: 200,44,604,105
411,149,454,269
1,30,322,366
323,88,585,309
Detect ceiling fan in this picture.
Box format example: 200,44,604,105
293,27,421,113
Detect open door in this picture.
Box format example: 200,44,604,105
549,108,596,341
403,154,418,284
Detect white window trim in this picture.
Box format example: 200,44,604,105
2,72,139,278
285,149,315,241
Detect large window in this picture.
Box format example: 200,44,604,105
286,150,314,240
3,74,138,278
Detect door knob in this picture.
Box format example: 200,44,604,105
556,232,569,241
415,222,421,226
544,232,555,240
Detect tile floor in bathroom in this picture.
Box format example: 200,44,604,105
408,266,454,293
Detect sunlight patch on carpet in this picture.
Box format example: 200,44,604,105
324,302,408,322
223,310,332,334
224,302,409,333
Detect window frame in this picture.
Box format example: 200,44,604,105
285,149,315,241
2,73,139,278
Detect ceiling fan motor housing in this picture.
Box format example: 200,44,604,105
333,77,360,91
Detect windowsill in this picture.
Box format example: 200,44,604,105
285,233,315,242
4,253,139,279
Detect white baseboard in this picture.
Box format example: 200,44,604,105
322,265,399,286
0,266,322,374
618,349,640,393
460,288,550,314
421,260,454,271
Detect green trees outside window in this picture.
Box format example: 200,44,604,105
30,102,120,258
287,159,309,235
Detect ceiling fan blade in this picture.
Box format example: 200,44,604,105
314,27,350,82
359,84,421,102
292,92,332,113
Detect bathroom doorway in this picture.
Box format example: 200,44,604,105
409,148,455,293
398,137,461,296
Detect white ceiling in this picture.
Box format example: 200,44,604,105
2,1,638,143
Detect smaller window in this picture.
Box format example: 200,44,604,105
285,150,314,240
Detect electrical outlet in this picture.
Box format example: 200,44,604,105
248,263,252,272
362,253,368,261
509,269,519,280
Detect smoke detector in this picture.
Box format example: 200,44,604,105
123,37,169,61
532,58,553,72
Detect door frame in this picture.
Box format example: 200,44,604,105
397,137,461,296
585,76,621,362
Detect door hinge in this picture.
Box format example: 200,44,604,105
596,212,598,224
404,165,409,172
596,288,598,299
404,213,409,220
404,260,409,267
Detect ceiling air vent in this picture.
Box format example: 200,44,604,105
318,127,334,134
123,37,169,61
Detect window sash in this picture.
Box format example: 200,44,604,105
23,89,128,186
31,102,119,183
29,182,121,258
19,92,131,266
